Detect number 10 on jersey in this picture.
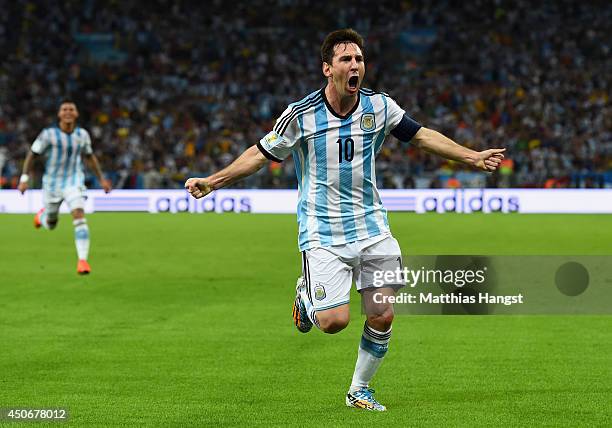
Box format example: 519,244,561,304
337,138,355,163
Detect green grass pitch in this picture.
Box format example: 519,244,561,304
1,213,611,426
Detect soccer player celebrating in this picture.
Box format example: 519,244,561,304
185,29,504,411
18,100,112,275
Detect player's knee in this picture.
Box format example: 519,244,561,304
318,313,350,334
367,310,394,332
71,209,85,220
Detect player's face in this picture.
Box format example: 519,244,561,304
323,42,365,97
58,103,79,124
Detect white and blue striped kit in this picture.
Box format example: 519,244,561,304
258,88,405,251
31,126,93,191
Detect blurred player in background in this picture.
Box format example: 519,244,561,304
185,29,504,411
18,100,112,275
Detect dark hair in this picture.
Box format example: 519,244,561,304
59,98,76,107
320,28,364,64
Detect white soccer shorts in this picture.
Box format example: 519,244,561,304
301,233,404,311
43,186,87,214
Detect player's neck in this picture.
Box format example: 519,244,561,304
59,122,76,133
324,84,358,117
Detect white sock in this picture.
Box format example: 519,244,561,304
299,285,320,329
73,218,90,260
350,322,392,391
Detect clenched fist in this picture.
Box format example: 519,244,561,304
184,177,213,199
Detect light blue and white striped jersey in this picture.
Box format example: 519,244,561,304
31,126,93,192
258,88,406,251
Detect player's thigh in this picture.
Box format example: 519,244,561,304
43,189,63,222
355,234,403,291
357,235,403,326
303,247,353,312
63,187,87,213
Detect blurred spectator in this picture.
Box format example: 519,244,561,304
142,161,163,189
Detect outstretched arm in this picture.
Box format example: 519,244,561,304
84,154,112,193
412,127,505,172
18,151,38,194
185,144,268,199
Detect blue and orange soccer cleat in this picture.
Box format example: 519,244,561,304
292,277,312,333
77,259,91,275
346,387,387,411
34,208,45,229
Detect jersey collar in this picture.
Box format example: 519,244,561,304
321,87,360,120
56,124,77,135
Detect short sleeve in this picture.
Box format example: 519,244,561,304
384,97,406,135
31,129,50,154
257,106,302,162
80,129,93,155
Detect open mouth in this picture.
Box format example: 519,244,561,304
348,76,359,90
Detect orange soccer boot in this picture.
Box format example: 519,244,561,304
77,259,91,275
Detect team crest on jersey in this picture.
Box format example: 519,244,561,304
360,113,376,131
314,284,326,301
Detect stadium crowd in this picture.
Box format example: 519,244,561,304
0,0,610,189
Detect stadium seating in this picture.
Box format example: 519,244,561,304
0,0,609,189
